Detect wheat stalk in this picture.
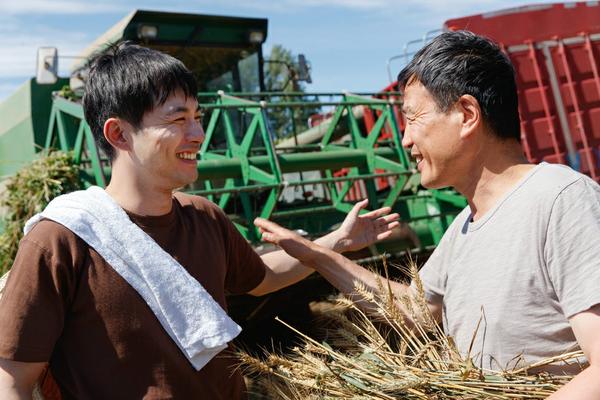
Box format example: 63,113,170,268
240,260,582,399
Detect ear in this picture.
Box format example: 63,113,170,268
456,94,482,139
103,117,132,153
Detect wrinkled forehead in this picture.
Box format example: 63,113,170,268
400,80,435,114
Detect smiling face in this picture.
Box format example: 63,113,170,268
125,92,205,191
401,81,466,189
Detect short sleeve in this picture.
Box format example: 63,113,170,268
545,177,600,318
0,228,76,361
216,211,266,295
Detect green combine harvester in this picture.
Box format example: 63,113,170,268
0,10,465,265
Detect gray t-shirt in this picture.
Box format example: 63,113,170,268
417,162,600,370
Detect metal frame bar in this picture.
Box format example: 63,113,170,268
542,44,579,169
46,98,108,187
527,42,564,163
43,91,466,251
557,40,597,179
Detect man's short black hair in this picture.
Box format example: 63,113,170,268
83,42,198,160
397,30,520,141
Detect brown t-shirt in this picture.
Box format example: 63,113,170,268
0,193,266,399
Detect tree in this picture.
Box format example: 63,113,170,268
264,45,317,140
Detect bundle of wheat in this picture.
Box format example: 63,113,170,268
240,262,583,399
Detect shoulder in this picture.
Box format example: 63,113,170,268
529,163,599,207
10,219,89,287
508,163,597,216
549,170,600,218
23,219,89,257
531,163,593,194
423,205,470,267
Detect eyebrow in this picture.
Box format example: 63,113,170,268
165,105,202,116
165,106,189,116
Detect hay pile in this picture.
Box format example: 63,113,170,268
0,150,81,275
240,263,583,399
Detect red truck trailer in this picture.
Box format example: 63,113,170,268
362,2,600,188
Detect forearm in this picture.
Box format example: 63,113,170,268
262,230,342,269
253,231,343,295
261,232,342,290
253,202,400,296
0,386,32,400
548,364,600,399
0,371,32,400
308,246,413,319
0,359,44,400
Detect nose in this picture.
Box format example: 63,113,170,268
401,126,413,149
189,119,206,145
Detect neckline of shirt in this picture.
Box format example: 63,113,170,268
126,197,180,229
466,162,546,232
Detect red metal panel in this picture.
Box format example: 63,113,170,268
445,2,600,46
517,43,563,163
557,40,598,179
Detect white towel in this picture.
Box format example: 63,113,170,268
24,186,242,371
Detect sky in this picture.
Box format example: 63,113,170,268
0,0,556,103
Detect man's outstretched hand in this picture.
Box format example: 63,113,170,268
335,199,400,252
255,199,400,263
254,218,320,265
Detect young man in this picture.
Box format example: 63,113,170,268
0,43,398,399
255,31,600,398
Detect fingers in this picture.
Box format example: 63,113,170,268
386,221,400,231
254,217,284,233
260,231,277,244
254,218,283,244
349,199,369,218
374,221,400,239
374,220,400,238
254,218,305,246
376,230,393,241
376,213,400,225
361,206,391,218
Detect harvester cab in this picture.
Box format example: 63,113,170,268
37,11,269,94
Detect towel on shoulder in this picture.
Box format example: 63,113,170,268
24,186,241,371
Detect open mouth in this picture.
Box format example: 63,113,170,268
176,152,197,161
413,154,423,168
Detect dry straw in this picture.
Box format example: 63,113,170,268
240,260,583,399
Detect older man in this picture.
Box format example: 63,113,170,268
256,31,600,399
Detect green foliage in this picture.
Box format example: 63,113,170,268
57,85,79,101
265,45,298,93
0,151,81,275
265,45,319,140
